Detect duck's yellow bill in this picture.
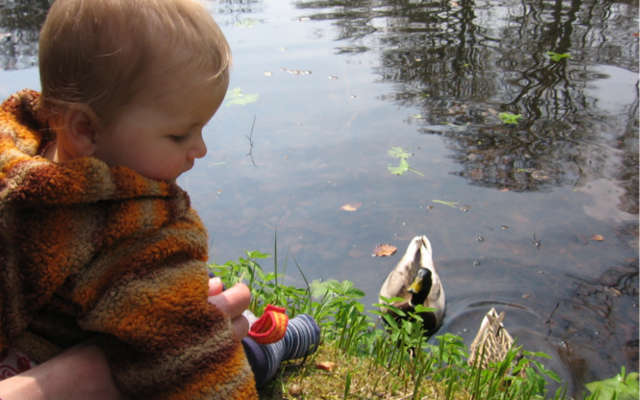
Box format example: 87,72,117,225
408,277,423,294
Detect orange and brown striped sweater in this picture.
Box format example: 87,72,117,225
0,90,258,399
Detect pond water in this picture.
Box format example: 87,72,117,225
1,0,638,397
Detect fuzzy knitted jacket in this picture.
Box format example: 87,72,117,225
0,90,258,399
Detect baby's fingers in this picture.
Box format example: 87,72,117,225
208,277,224,296
207,282,251,320
230,315,249,341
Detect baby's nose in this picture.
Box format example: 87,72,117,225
189,135,207,160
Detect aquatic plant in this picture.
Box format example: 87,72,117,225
499,112,523,125
209,247,575,400
546,51,571,62
387,146,424,176
225,87,259,106
585,367,639,400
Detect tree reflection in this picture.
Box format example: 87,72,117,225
0,0,48,70
214,0,264,26
0,0,265,70
295,0,639,217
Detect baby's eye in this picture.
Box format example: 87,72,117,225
169,134,188,143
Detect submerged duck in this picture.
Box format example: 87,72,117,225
378,235,445,333
468,307,519,370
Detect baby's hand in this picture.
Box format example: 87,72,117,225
207,277,250,340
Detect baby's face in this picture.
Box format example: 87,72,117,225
92,67,228,182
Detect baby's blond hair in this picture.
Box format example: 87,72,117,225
39,0,231,122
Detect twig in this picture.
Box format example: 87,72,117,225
246,115,257,167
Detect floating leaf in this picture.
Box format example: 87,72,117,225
234,18,258,28
387,146,423,176
498,112,522,125
372,244,397,257
591,234,604,241
388,158,409,175
226,88,259,106
340,202,362,212
432,199,459,208
546,51,571,62
388,146,411,159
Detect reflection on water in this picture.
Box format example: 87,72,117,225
297,0,638,201
0,0,47,70
1,0,637,397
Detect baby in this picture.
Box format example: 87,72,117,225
0,0,318,398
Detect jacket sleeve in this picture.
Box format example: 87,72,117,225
69,209,258,399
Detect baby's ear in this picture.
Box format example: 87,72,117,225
61,103,101,157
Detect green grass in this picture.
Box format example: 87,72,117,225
209,246,634,399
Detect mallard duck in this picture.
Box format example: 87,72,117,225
468,307,520,370
378,235,445,333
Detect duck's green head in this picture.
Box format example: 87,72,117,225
407,267,432,307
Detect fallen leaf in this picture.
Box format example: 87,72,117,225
372,244,397,257
340,202,362,212
316,361,336,371
591,234,604,241
607,287,621,296
531,170,550,181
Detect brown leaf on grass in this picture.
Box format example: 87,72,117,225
340,202,362,212
591,234,604,241
372,243,397,257
316,361,336,371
